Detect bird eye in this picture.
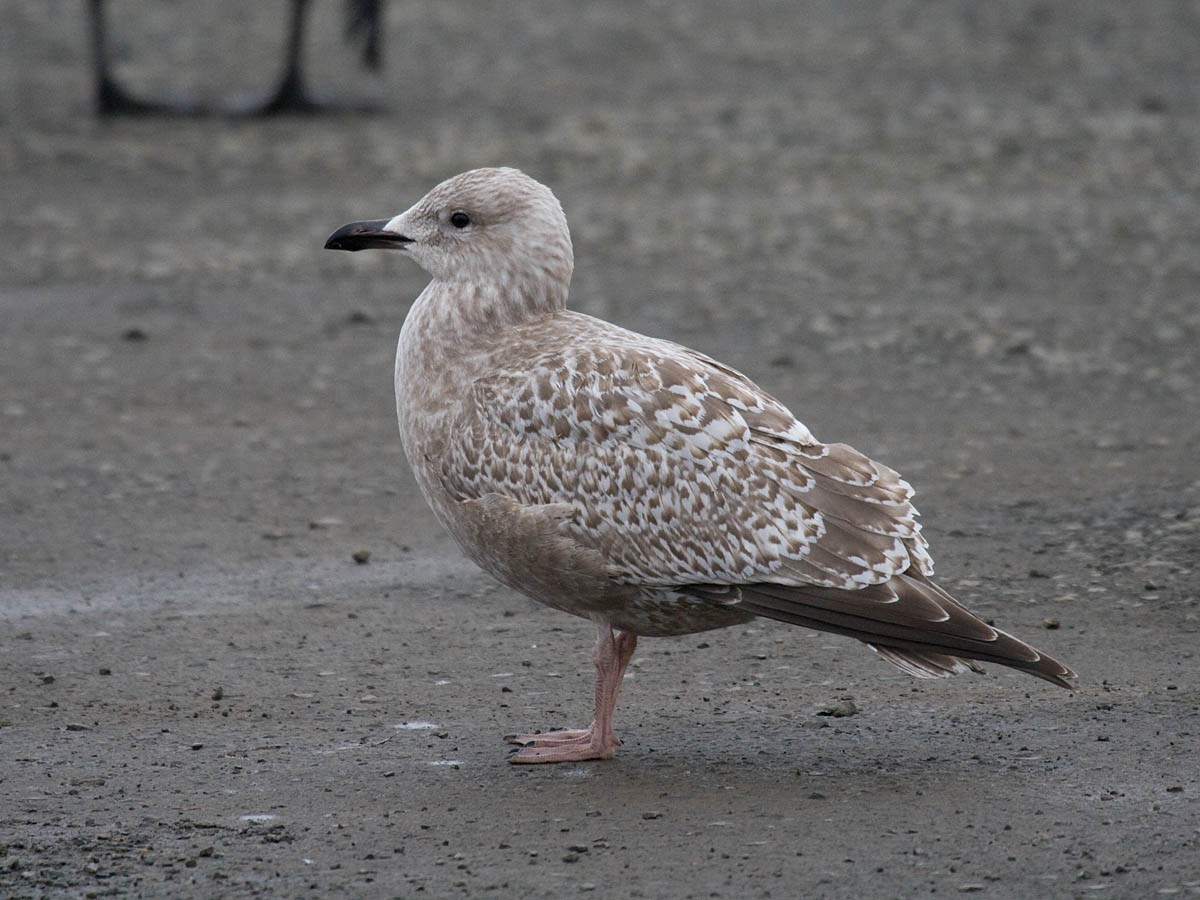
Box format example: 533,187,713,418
449,211,471,229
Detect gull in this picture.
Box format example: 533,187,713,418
325,168,1076,764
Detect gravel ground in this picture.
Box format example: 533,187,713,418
2,2,1198,897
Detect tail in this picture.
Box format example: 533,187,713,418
737,572,1077,690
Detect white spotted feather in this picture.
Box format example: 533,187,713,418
441,318,932,597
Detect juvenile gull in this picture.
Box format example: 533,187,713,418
325,168,1076,764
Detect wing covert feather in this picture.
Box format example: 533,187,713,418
440,338,932,590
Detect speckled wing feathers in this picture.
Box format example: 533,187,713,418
441,320,931,594
431,312,1074,688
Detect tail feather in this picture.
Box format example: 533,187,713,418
870,646,984,679
737,573,1077,690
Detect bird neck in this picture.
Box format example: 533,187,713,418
414,275,568,338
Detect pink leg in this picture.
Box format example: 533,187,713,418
507,623,637,764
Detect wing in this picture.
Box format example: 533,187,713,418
440,334,933,591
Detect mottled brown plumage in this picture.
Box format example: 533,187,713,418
325,167,1076,763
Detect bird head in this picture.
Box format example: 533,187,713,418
325,168,574,301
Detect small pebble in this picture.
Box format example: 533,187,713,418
817,698,858,718
352,549,372,565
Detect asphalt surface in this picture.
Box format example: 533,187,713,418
2,2,1198,897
